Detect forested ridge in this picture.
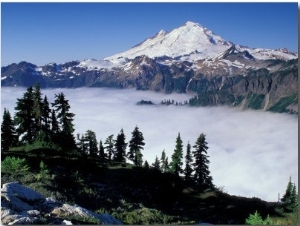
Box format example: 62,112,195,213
1,84,298,224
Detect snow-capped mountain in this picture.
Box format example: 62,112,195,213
106,21,233,63
1,21,298,113
105,21,297,64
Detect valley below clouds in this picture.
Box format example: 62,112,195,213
1,87,298,202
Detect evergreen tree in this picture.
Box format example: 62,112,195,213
184,142,193,183
14,86,35,144
114,129,127,163
76,133,88,155
160,149,170,172
128,126,145,166
50,109,60,143
135,149,143,167
99,140,106,160
152,156,161,171
143,160,150,169
169,133,184,176
281,177,298,212
291,183,298,211
41,96,51,140
32,83,43,137
192,133,213,188
164,157,170,173
1,108,18,152
85,130,98,157
104,134,114,162
52,93,76,150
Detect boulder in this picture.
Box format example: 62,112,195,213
1,182,44,212
51,203,122,224
1,182,122,225
2,182,45,202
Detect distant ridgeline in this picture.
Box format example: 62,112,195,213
1,57,298,114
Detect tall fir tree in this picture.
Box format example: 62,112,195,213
99,140,106,160
170,133,184,176
76,133,88,155
85,130,98,157
135,149,143,167
114,129,127,163
164,157,170,173
14,86,35,144
52,92,76,150
104,134,114,162
32,83,43,138
128,126,145,166
143,160,150,169
184,142,194,183
1,108,18,152
281,177,298,212
192,133,213,188
160,149,169,173
152,156,161,171
50,109,60,143
41,95,51,140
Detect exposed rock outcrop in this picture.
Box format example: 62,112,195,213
1,182,122,225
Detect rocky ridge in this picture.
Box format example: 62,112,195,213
1,182,122,225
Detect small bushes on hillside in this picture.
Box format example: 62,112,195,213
1,156,30,173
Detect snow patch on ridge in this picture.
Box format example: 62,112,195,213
78,59,117,70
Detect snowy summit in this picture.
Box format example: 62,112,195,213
106,21,232,63
105,21,297,63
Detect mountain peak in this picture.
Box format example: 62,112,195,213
105,21,297,63
106,21,232,62
184,21,201,26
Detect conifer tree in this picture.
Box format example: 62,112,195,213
1,108,18,152
14,86,35,144
85,130,98,157
114,129,127,163
164,157,170,173
50,109,60,143
99,140,106,160
143,160,150,169
192,133,213,188
41,96,51,140
281,177,298,212
76,133,88,154
152,156,161,171
128,126,145,166
184,142,193,183
52,92,76,150
170,133,184,176
291,183,298,211
104,135,114,162
135,149,143,167
32,83,43,137
160,149,170,172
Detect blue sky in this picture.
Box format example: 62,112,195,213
1,2,298,66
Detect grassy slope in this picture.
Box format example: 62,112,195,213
1,149,297,225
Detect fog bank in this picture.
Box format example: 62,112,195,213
1,87,298,202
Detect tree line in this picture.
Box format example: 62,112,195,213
1,84,76,152
2,84,214,188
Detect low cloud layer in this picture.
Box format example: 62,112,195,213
1,87,298,202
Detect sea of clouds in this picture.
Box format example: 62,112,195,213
1,87,298,202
